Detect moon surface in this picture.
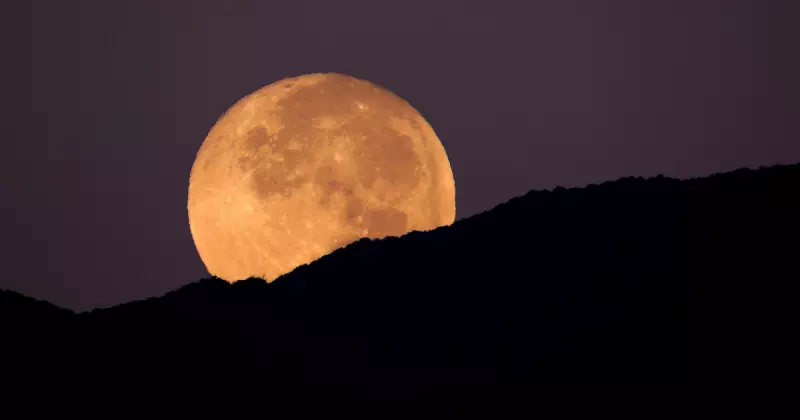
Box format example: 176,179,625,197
188,73,456,282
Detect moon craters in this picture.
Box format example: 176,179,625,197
189,73,455,283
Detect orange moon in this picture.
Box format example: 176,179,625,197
187,73,456,282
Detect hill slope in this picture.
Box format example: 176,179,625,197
3,163,799,400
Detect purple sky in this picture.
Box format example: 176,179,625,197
4,0,798,311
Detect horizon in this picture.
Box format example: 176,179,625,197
5,160,796,312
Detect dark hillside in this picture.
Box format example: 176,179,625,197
3,163,798,404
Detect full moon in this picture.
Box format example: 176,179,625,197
187,73,456,282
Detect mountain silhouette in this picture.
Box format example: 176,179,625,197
3,163,799,406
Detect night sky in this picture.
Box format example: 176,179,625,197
5,0,798,311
